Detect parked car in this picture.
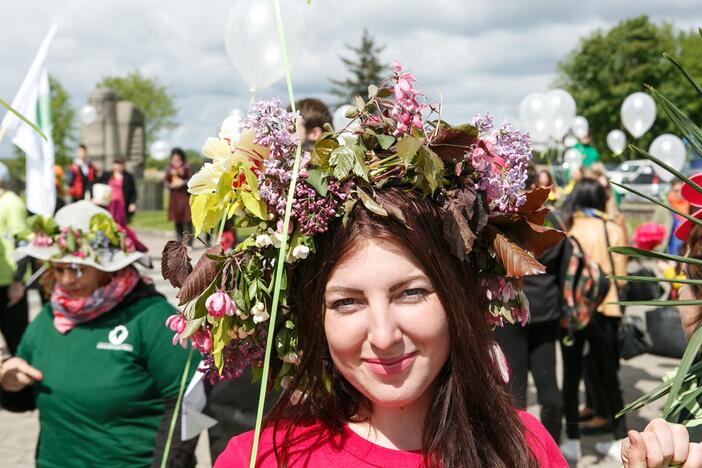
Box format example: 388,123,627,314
607,159,669,202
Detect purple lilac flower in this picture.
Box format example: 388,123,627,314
470,113,494,134
292,180,348,236
241,99,298,160
198,336,266,384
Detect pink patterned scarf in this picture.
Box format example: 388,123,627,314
51,266,140,334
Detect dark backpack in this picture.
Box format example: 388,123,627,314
560,236,611,341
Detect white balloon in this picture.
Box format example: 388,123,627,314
224,0,306,92
606,129,627,155
80,105,97,125
151,140,170,161
563,148,583,171
621,92,656,138
547,89,576,140
564,136,578,148
648,134,686,182
518,92,553,143
571,116,589,139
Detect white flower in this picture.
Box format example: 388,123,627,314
251,302,269,324
219,114,241,148
292,245,310,260
255,234,272,248
267,228,283,248
187,162,225,195
201,137,233,164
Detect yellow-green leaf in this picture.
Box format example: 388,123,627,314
244,166,259,198
395,136,422,165
357,187,388,216
241,191,266,219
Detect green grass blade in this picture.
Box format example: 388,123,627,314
609,246,702,266
667,385,702,419
630,145,702,200
646,85,702,156
663,52,702,98
609,299,702,307
664,324,702,417
611,181,702,228
0,97,48,141
611,275,702,286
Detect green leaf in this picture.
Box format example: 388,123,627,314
664,324,702,418
663,52,702,98
180,316,205,340
609,299,702,307
610,275,702,286
630,145,702,201
0,98,48,140
376,134,395,150
394,136,422,165
357,187,388,216
668,385,702,419
376,87,393,98
351,145,369,181
609,246,702,266
329,145,355,180
646,85,702,157
611,180,702,230
313,138,338,166
418,145,444,193
216,170,234,202
241,192,266,220
244,166,259,198
342,199,356,226
367,84,378,99
345,107,359,119
355,95,365,112
306,169,328,196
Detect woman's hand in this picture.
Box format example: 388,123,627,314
0,357,43,391
621,418,702,467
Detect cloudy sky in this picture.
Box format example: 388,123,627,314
2,0,702,158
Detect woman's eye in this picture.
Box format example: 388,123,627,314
399,288,428,302
332,298,358,309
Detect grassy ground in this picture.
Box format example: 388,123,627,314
130,210,173,232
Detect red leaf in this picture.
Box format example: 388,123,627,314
161,240,192,288
177,246,223,305
443,202,476,261
429,122,478,163
491,231,546,278
442,186,489,260
518,187,551,214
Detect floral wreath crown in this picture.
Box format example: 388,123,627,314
162,63,563,386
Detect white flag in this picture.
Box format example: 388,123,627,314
1,25,57,216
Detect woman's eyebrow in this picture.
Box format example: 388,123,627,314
325,274,430,295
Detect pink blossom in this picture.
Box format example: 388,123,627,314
486,312,504,328
165,314,188,347
511,306,529,327
206,291,236,318
191,328,213,353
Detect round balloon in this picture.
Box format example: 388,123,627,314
606,129,627,155
563,147,583,171
518,92,553,143
150,140,170,161
571,115,589,139
621,92,656,138
564,135,578,148
224,0,306,92
546,89,576,141
649,134,686,182
80,105,97,125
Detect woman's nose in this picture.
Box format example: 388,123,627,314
367,302,402,350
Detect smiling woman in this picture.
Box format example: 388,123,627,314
214,188,567,467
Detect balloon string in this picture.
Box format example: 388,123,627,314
249,0,303,466
248,90,256,110
159,347,194,468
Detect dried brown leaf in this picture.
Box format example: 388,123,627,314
177,246,223,305
443,203,476,261
442,187,489,260
429,122,478,163
491,231,546,278
161,240,192,288
518,186,551,214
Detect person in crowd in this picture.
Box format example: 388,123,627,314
54,164,66,213
668,179,690,254
0,163,29,357
559,178,628,460
165,148,193,243
213,187,567,467
67,143,98,202
575,134,600,169
536,168,559,202
98,158,137,225
291,98,333,152
494,166,569,445
0,201,198,467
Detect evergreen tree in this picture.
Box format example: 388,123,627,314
329,29,386,106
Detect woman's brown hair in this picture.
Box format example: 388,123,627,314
265,187,538,467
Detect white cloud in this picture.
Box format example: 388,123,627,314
1,0,702,158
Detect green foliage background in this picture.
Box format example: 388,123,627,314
329,29,387,107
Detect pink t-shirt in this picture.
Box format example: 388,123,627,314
214,410,567,467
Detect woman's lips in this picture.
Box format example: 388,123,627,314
363,351,417,376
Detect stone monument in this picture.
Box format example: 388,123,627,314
79,88,145,177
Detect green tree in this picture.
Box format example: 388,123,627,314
97,71,178,147
50,75,76,166
555,16,702,162
329,29,386,106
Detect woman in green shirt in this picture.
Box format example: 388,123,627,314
0,201,198,468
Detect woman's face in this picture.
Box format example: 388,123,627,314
52,263,110,298
323,238,450,410
679,284,701,339
537,171,551,187
171,154,183,167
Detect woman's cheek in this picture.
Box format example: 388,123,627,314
324,310,367,359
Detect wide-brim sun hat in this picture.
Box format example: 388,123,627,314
681,173,702,207
15,200,150,272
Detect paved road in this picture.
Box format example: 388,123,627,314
0,230,676,467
